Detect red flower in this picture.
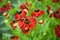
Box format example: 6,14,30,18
11,36,18,40
18,16,36,34
46,5,51,11
14,10,27,21
31,9,44,17
47,10,53,18
22,9,28,16
24,2,32,7
0,2,11,13
46,5,52,17
53,8,60,19
5,2,11,10
20,2,32,10
14,13,23,21
52,0,59,3
0,0,2,2
0,6,6,13
20,4,26,10
54,24,60,37
10,20,16,30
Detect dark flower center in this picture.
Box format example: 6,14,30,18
47,10,50,14
3,5,6,8
59,28,60,33
56,11,59,14
38,0,41,1
11,36,15,39
24,18,30,24
13,20,16,23
18,11,22,14
57,25,60,32
35,9,39,12
11,36,18,39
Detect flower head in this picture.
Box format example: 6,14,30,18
0,1,11,13
20,2,32,10
10,20,17,30
54,24,60,37
52,0,59,3
46,5,51,11
20,4,26,10
18,16,36,34
53,8,60,19
14,10,27,21
11,36,18,40
31,9,44,17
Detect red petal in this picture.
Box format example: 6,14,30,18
20,4,25,10
14,14,21,21
52,0,59,3
46,5,51,10
11,36,18,40
39,10,44,15
0,7,6,12
10,22,16,30
54,25,60,37
18,21,24,28
22,9,27,16
21,25,30,34
6,3,11,10
0,0,2,2
29,16,36,29
31,12,36,16
18,16,36,34
31,10,44,17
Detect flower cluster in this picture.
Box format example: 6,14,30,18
10,2,44,34
0,0,60,40
46,5,60,19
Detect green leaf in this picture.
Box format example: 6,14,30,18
30,31,35,38
23,35,31,40
2,33,11,40
0,0,7,7
33,36,39,40
9,8,18,16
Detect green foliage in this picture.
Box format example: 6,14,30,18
0,0,60,40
